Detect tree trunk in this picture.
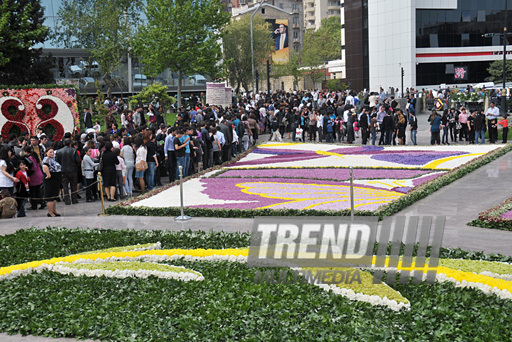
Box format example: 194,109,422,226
177,69,182,108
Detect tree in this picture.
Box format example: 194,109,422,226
271,51,304,90
222,15,274,93
55,0,144,98
0,0,53,85
302,16,342,87
134,0,230,107
487,60,512,83
326,79,349,92
129,82,176,120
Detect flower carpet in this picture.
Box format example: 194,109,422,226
118,142,506,217
469,196,512,231
0,227,511,341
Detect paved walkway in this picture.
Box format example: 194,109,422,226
0,110,511,342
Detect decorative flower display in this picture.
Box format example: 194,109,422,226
469,196,512,231
130,142,501,212
2,242,511,312
0,88,78,140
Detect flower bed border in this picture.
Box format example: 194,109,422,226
468,196,512,231
107,144,512,219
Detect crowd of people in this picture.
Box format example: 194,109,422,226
0,88,508,219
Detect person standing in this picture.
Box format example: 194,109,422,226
369,113,378,145
441,110,450,145
82,147,99,202
134,136,147,194
359,108,369,145
474,110,486,144
174,129,188,177
84,107,93,132
15,160,30,217
145,132,158,190
24,146,45,210
42,148,62,217
486,102,500,143
430,112,442,145
101,142,119,201
120,137,135,196
498,114,509,143
382,111,394,145
409,111,418,145
55,138,80,205
164,128,177,183
458,108,469,142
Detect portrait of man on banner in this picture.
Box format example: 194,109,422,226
266,18,290,64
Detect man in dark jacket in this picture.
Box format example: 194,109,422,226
219,116,233,162
56,138,80,205
382,111,395,145
359,108,369,145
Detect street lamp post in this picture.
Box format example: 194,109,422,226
250,0,267,93
502,1,508,115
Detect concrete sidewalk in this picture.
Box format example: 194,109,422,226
0,110,511,342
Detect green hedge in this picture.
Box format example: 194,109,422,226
108,144,512,219
0,227,511,341
468,196,512,231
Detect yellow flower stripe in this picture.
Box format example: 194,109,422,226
437,266,512,294
422,153,484,169
0,248,250,278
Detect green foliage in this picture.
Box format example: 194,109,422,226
55,0,144,98
449,88,484,103
325,79,349,91
134,0,230,107
487,59,512,83
468,193,512,231
0,228,511,341
223,15,274,92
0,0,53,84
302,17,342,67
129,82,176,111
269,51,305,90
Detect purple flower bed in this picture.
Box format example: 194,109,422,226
371,151,467,166
252,148,301,155
189,177,403,211
219,168,432,180
232,151,325,167
501,209,512,219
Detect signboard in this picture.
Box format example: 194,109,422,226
266,19,289,64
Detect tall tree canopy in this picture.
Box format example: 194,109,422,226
134,0,230,107
487,59,512,83
302,16,342,65
0,0,53,85
222,15,274,93
55,0,144,97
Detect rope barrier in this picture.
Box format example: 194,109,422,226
9,180,100,201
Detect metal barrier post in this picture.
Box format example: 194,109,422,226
350,166,354,220
175,166,191,221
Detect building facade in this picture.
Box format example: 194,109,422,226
304,0,342,30
366,0,512,92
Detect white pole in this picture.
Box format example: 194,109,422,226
350,166,354,220
175,165,191,221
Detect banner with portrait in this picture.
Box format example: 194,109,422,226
266,19,289,64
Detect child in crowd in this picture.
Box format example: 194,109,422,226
0,189,17,219
15,161,30,217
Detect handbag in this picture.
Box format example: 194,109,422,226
135,160,148,172
98,155,104,172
